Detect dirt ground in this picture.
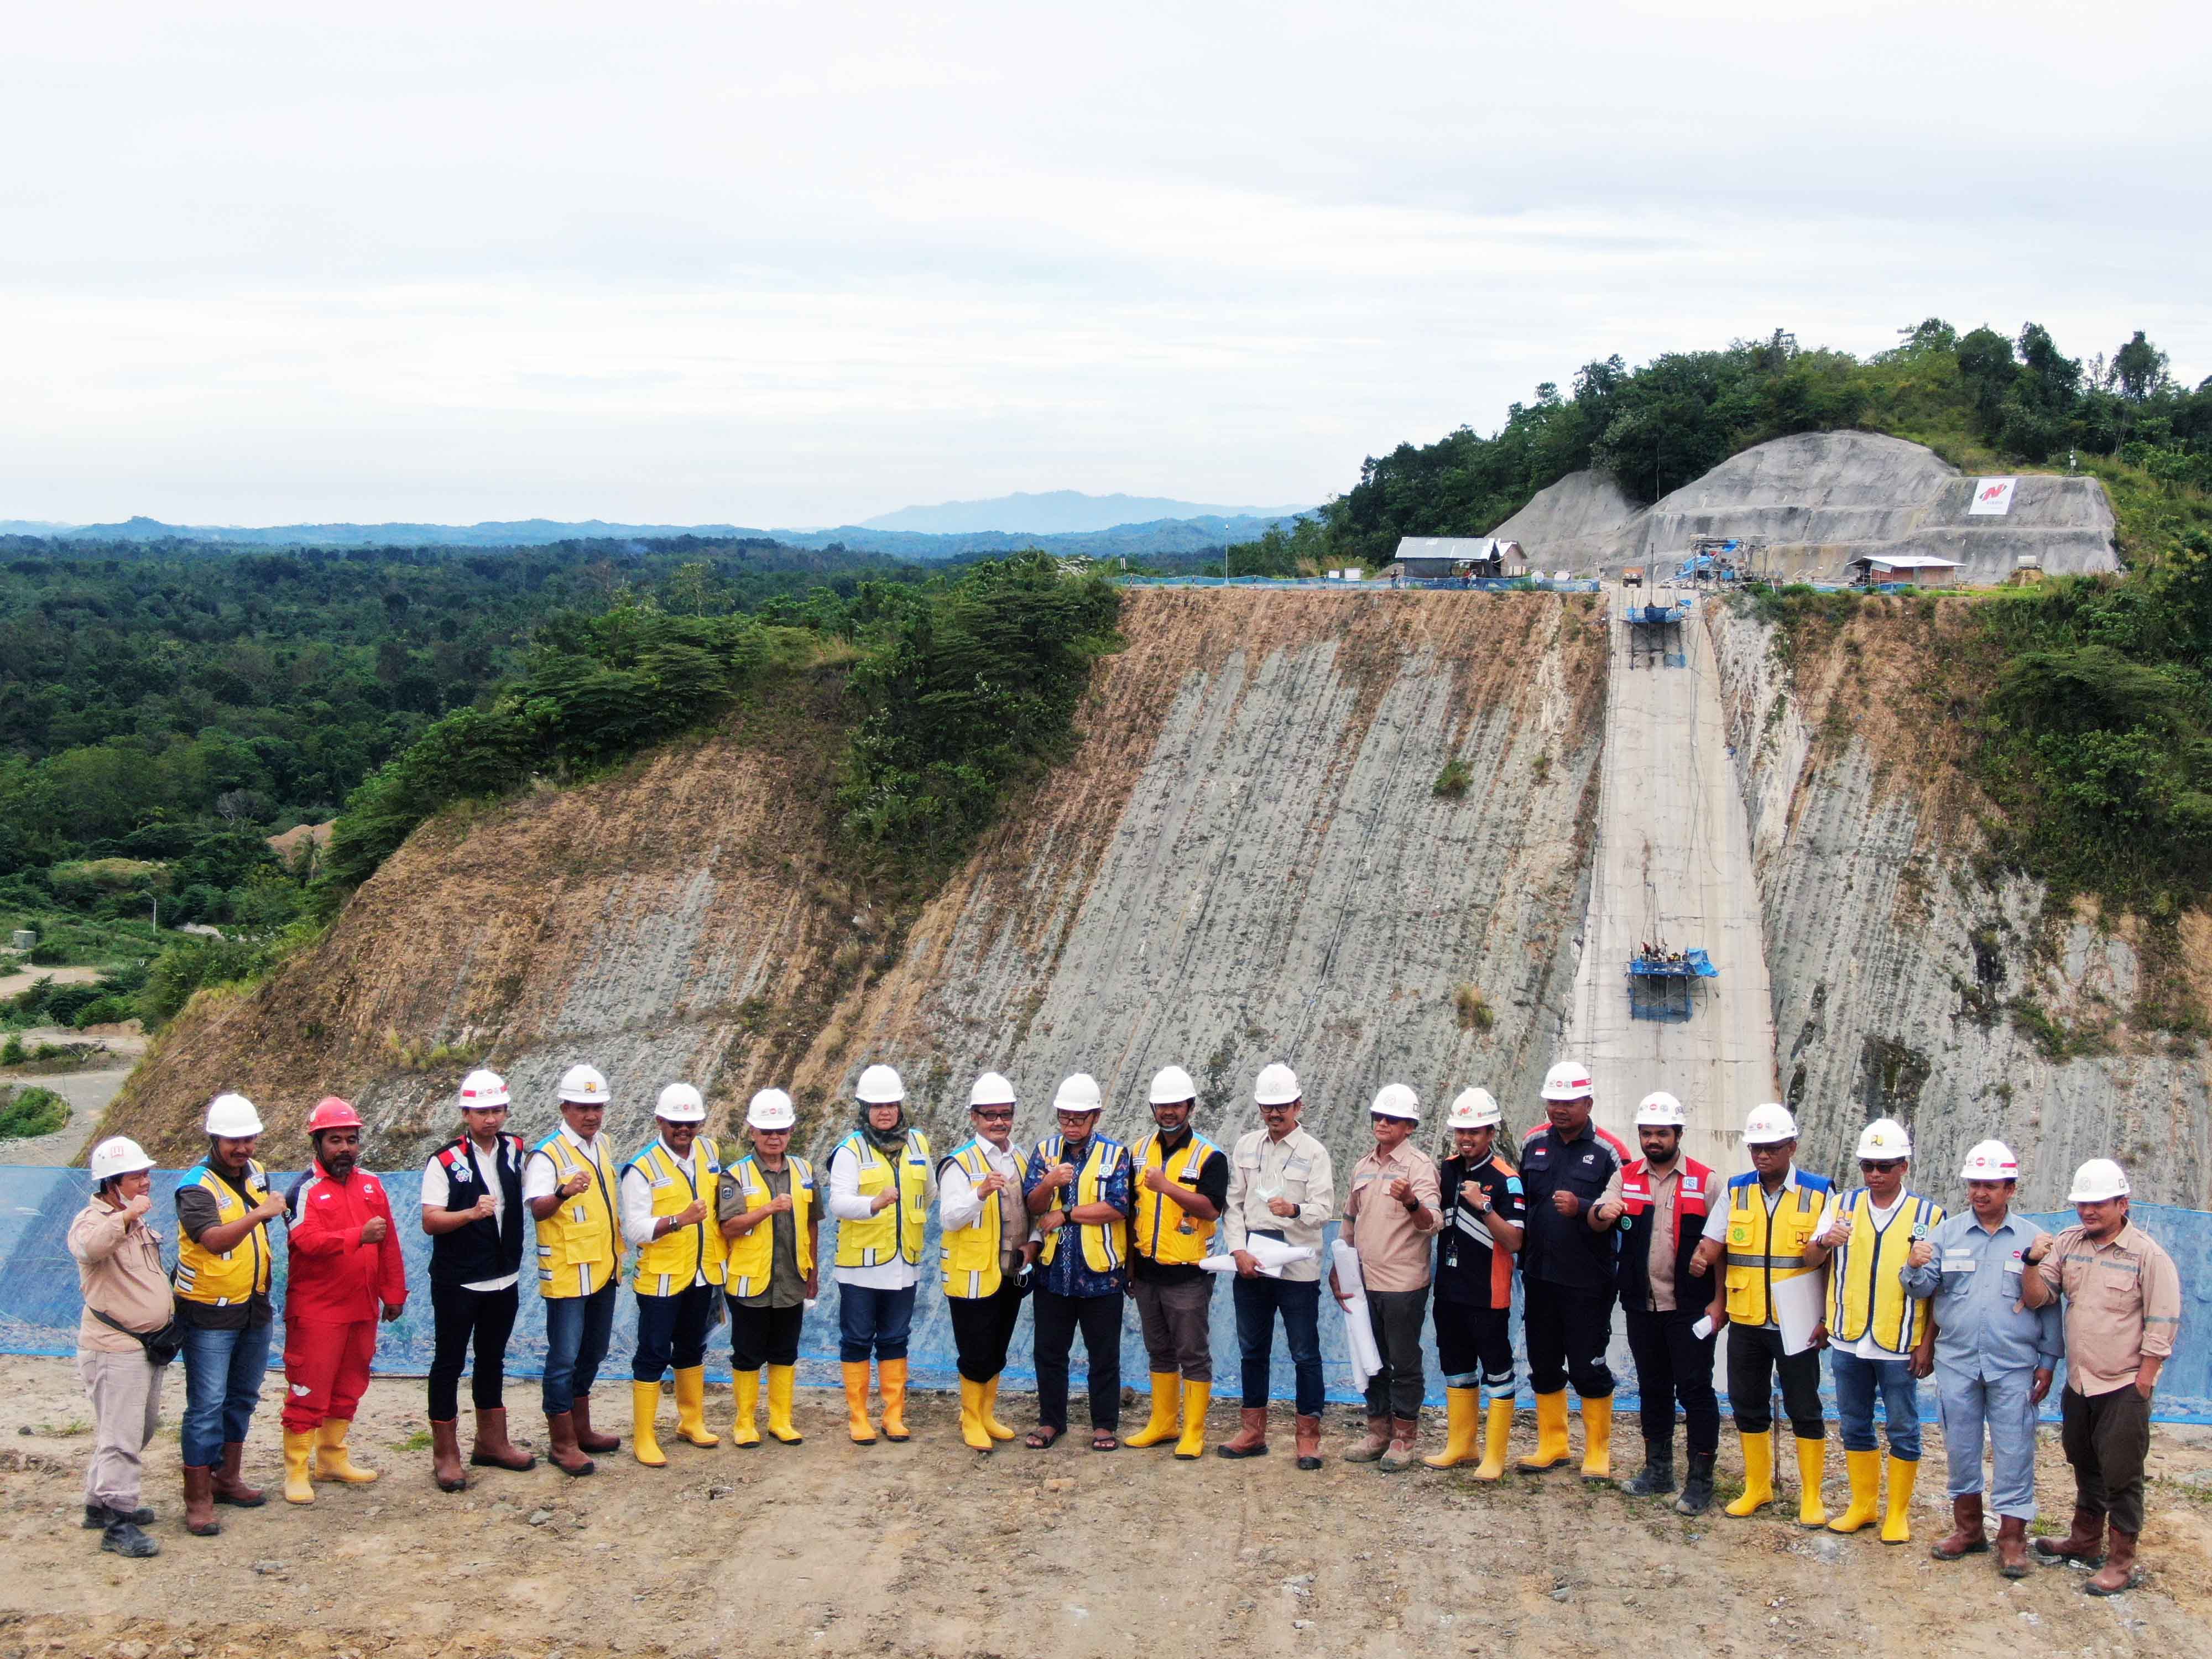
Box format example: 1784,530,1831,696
1,1352,2206,1659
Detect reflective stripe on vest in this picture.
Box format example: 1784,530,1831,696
938,1140,1004,1300
1131,1130,1220,1265
1036,1135,1128,1275
173,1160,272,1306
628,1136,728,1296
1721,1171,1833,1327
833,1131,932,1269
724,1153,815,1297
532,1133,619,1300
1830,1190,1944,1353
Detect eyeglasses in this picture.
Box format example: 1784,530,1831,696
1859,1160,1903,1173
973,1109,1014,1121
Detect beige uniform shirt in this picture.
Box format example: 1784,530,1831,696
1223,1126,1334,1284
69,1197,173,1354
1342,1144,1443,1292
2036,1222,2183,1397
1642,1164,1684,1313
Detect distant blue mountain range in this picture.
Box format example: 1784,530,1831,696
858,490,1311,535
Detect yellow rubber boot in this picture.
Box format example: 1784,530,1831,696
1725,1429,1773,1517
1125,1373,1182,1448
959,1378,993,1451
1421,1387,1481,1469
674,1366,720,1447
281,1428,316,1504
979,1376,1016,1442
1828,1448,1881,1533
842,1360,878,1444
1472,1399,1514,1480
1794,1437,1830,1528
314,1419,379,1484
731,1370,762,1448
632,1381,667,1467
1518,1389,1572,1471
879,1358,910,1441
1174,1380,1211,1459
1578,1394,1614,1482
765,1365,804,1444
1880,1455,1919,1543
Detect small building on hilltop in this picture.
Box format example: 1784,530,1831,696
1844,552,1961,588
1392,536,1523,579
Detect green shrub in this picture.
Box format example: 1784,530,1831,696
1452,983,1497,1032
0,1085,69,1140
1433,758,1473,797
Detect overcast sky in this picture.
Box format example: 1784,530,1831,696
4,2,2206,528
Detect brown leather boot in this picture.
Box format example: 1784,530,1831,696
469,1407,536,1471
1216,1406,1270,1458
430,1419,466,1491
212,1442,265,1507
545,1411,596,1477
1379,1415,1421,1472
1294,1413,1323,1470
1995,1515,2031,1578
1930,1493,1988,1559
1343,1416,1392,1463
180,1466,220,1536
2034,1504,2105,1566
571,1393,620,1454
2084,1528,2139,1596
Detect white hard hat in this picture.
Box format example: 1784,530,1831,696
655,1082,706,1123
746,1088,796,1130
1254,1062,1301,1106
1959,1140,2019,1182
1053,1073,1103,1113
2067,1159,2131,1204
1149,1065,1197,1105
204,1092,263,1138
1446,1087,1501,1129
90,1136,156,1182
967,1072,1016,1109
458,1068,510,1111
1743,1103,1797,1145
1369,1083,1420,1122
1855,1118,1912,1161
558,1064,609,1105
1635,1091,1687,1128
855,1063,905,1104
1541,1060,1595,1102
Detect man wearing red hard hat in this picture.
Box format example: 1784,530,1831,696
278,1096,408,1504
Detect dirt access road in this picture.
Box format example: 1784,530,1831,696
2,1357,2208,1659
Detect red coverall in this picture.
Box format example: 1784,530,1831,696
282,1160,408,1434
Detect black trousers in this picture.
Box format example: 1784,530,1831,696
632,1282,716,1382
427,1280,520,1421
726,1297,805,1372
1724,1321,1824,1439
1363,1287,1430,1420
2060,1383,2153,1536
1032,1286,1122,1432
1524,1281,1616,1397
1434,1296,1516,1396
1624,1305,1720,1457
948,1277,1027,1384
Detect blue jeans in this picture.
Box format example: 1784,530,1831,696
632,1283,714,1382
1232,1274,1324,1417
1831,1349,1921,1460
541,1280,617,1415
838,1281,917,1363
1936,1366,2039,1519
179,1318,272,1468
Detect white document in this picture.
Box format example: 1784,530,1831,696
1197,1235,1316,1278
1330,1239,1384,1391
1771,1270,1827,1355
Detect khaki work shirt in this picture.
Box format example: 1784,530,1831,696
1642,1164,1684,1313
1342,1144,1443,1293
1223,1126,1334,1283
2036,1221,2182,1396
68,1197,173,1354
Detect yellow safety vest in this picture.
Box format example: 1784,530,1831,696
627,1136,728,1295
723,1153,816,1298
1130,1129,1220,1265
1828,1190,1945,1353
1036,1135,1128,1276
833,1130,932,1269
1721,1171,1833,1327
173,1159,272,1307
939,1140,1008,1300
532,1131,620,1299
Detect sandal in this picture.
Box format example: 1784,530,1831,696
1090,1431,1119,1452
1025,1426,1063,1449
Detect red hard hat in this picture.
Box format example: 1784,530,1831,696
307,1095,362,1133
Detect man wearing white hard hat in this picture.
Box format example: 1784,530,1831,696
1515,1060,1630,1481
1022,1072,1134,1449
1901,1140,2060,1577
2022,1158,2183,1595
1124,1065,1229,1459
719,1088,818,1449
1332,1084,1441,1469
827,1063,935,1443
523,1063,624,1474
419,1068,534,1491
939,1072,1036,1450
1219,1062,1335,1467
1692,1102,1835,1526
69,1136,169,1558
1812,1118,1944,1543
1423,1087,1524,1478
1615,1091,1723,1513
173,1092,287,1535
619,1082,728,1466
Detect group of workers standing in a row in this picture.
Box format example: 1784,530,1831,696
66,1056,2180,1598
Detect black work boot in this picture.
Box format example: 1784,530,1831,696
82,1501,156,1530
1675,1453,1717,1515
100,1520,160,1558
1625,1442,1676,1497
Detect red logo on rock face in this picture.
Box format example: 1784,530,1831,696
1980,484,2006,500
